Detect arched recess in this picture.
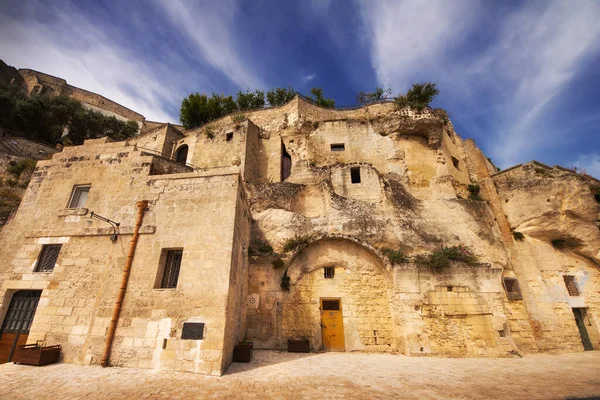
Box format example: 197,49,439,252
175,145,188,164
282,237,398,353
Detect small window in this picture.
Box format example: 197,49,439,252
330,143,345,152
35,244,62,272
451,156,460,170
503,277,523,300
322,299,340,310
563,275,580,296
324,267,335,279
68,185,90,208
226,132,233,141
350,167,361,184
158,249,183,289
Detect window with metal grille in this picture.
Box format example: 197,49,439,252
563,275,580,296
159,249,183,289
322,299,340,310
350,167,361,184
34,244,61,272
330,143,345,151
68,185,90,208
324,267,335,279
502,277,523,300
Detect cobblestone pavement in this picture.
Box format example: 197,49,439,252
1,350,599,399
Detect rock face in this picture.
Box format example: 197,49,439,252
0,93,598,377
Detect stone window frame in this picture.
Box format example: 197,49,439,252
67,184,91,209
502,277,523,300
155,248,184,289
563,275,580,296
34,244,62,273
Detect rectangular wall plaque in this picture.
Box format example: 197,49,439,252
181,322,205,340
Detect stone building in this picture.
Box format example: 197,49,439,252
0,85,599,375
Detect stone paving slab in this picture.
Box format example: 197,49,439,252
1,350,600,399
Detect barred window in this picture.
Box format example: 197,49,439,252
324,267,335,279
503,277,523,300
68,185,90,208
34,244,61,272
563,275,580,296
158,249,183,289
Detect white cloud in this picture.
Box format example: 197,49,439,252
573,153,600,179
302,74,316,83
156,0,266,91
0,3,179,122
358,0,600,168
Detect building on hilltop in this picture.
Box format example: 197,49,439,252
0,80,599,375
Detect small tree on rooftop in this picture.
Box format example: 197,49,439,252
394,82,440,111
267,86,296,106
356,86,392,106
235,89,265,111
309,88,335,108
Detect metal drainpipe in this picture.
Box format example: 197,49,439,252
101,200,148,367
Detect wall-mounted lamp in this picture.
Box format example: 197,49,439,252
89,211,121,241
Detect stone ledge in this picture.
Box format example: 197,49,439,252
25,225,156,238
57,208,88,217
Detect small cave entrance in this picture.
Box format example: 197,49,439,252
281,141,292,182
175,145,188,164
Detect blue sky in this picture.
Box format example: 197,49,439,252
1,0,600,177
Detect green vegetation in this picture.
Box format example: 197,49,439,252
204,126,215,139
283,235,313,252
382,248,408,264
250,239,273,255
415,245,477,273
0,86,138,145
232,114,246,123
512,231,525,241
308,88,335,108
272,258,285,269
394,82,439,111
468,184,483,201
267,86,296,106
235,89,265,111
7,159,36,179
281,269,290,291
356,86,392,106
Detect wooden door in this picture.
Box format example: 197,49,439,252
0,290,41,364
321,298,345,351
573,308,594,351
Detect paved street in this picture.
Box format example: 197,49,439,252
0,350,599,399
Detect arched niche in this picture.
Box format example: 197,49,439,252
175,145,188,164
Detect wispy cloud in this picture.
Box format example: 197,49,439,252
302,73,317,83
155,0,266,91
358,0,600,169
573,153,600,179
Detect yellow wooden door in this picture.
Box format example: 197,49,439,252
321,298,345,351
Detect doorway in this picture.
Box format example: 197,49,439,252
572,308,594,351
320,298,345,351
0,290,41,363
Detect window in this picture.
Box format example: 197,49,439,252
158,249,183,289
322,299,340,310
68,185,90,208
451,156,460,170
35,244,61,272
330,143,345,152
350,167,361,184
324,267,335,279
502,277,523,300
226,132,233,141
563,275,580,296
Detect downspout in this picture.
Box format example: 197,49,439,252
101,200,148,367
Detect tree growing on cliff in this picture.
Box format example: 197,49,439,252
309,87,335,108
356,86,392,106
394,82,439,111
180,92,237,129
235,89,265,111
266,86,296,106
0,86,138,145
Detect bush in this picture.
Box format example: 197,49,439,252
309,88,335,108
468,184,483,201
415,245,477,273
283,235,312,252
204,126,215,139
382,248,408,264
281,269,290,291
267,86,296,107
6,158,36,179
394,82,439,111
356,87,392,106
250,239,273,254
236,89,265,111
272,258,285,269
232,114,246,123
512,231,525,241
